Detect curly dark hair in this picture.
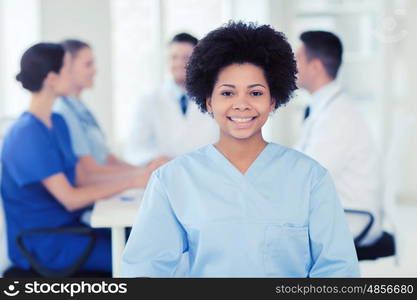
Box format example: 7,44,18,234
185,21,297,113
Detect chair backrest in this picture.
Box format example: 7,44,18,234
344,110,415,261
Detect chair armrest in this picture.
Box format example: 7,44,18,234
16,226,96,277
344,209,374,246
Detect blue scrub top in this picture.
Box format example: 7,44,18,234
53,97,108,165
1,112,90,270
121,143,360,277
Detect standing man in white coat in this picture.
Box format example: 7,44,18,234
125,33,218,166
295,31,382,247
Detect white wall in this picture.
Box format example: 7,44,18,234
41,0,114,147
0,0,40,118
229,0,270,24
389,0,417,202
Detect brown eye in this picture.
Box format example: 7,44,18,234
221,91,233,96
251,91,263,96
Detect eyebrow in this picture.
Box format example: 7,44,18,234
218,83,267,89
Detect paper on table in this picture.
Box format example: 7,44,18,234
91,188,145,228
119,188,145,201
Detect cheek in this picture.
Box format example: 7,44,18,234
255,101,274,116
209,99,228,115
171,58,183,68
87,69,95,78
297,63,304,75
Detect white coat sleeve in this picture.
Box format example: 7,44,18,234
124,96,159,165
301,114,353,175
121,171,188,277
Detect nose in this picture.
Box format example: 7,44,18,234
232,94,251,111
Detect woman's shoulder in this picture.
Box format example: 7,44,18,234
51,112,67,125
268,143,328,177
6,113,39,137
2,113,48,156
269,142,321,163
153,146,212,176
52,97,71,114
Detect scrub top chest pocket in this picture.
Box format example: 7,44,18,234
263,224,311,277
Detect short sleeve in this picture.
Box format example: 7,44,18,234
308,171,360,277
121,170,188,277
53,99,91,156
3,124,63,187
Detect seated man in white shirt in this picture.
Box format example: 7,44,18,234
294,31,383,246
125,33,218,166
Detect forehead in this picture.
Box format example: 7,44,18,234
169,42,194,55
71,47,93,61
216,63,268,84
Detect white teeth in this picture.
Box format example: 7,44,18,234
230,117,254,123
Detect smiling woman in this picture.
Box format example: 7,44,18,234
208,64,274,154
121,21,360,278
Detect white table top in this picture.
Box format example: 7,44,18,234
90,188,145,228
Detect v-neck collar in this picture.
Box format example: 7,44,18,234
206,143,276,180
24,111,55,131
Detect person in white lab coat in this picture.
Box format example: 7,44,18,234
125,33,218,166
295,31,382,246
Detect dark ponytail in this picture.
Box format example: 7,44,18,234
16,43,65,92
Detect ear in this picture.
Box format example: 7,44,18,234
206,97,213,113
269,98,276,112
311,58,324,74
43,71,58,89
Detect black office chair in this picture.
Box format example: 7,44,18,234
3,226,111,278
344,209,395,261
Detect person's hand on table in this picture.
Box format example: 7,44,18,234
129,167,153,188
146,156,172,172
128,156,172,188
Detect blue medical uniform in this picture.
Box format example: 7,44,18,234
121,143,360,277
1,112,111,272
53,97,108,165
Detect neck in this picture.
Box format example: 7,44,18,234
215,132,267,173
72,87,83,99
308,76,333,94
175,80,186,91
28,90,56,127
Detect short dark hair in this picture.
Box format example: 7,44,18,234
300,31,343,79
185,21,297,113
170,32,198,46
61,39,90,56
16,43,65,92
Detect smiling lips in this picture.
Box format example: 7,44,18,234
227,116,257,128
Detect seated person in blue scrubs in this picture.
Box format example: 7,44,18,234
53,39,167,176
121,22,360,277
1,43,149,274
